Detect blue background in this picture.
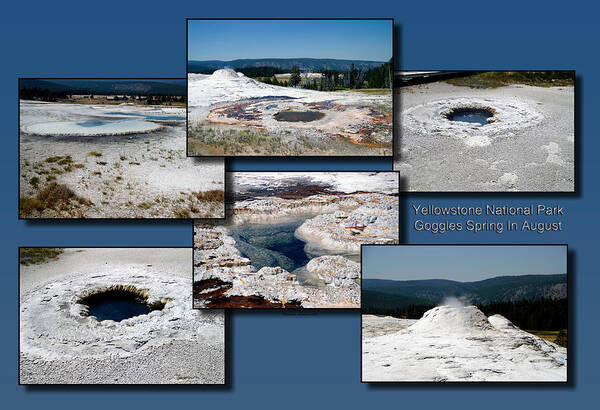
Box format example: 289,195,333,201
2,0,598,407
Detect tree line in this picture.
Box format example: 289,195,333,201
363,297,567,331
20,88,186,104
254,59,393,90
20,88,68,102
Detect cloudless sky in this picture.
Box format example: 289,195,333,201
363,246,567,282
188,19,392,62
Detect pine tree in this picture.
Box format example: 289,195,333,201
290,65,301,87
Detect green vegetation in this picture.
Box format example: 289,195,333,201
527,329,568,347
235,66,286,78
351,88,392,95
252,60,393,91
289,65,302,87
45,155,71,163
19,247,64,265
445,71,575,88
87,151,102,157
137,202,153,210
479,298,567,331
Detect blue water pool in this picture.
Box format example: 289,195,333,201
448,108,492,125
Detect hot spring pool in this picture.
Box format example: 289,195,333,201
23,119,162,136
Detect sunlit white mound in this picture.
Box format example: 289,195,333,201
362,305,567,382
187,68,319,109
23,119,162,136
407,305,495,333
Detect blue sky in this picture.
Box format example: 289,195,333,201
362,246,567,282
188,20,392,62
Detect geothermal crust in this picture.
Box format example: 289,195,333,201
20,248,225,384
396,82,574,191
362,305,567,382
187,69,392,156
19,101,224,218
194,191,399,308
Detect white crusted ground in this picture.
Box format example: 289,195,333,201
234,172,399,195
194,172,399,308
19,101,224,218
395,82,574,191
20,248,225,384
24,119,161,136
187,69,392,156
362,306,567,382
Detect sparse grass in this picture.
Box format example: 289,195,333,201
137,202,153,210
445,71,575,88
57,156,73,165
20,182,92,217
29,176,40,187
120,155,127,161
73,164,85,169
173,208,191,218
96,161,107,166
19,248,64,265
45,156,65,163
87,151,102,157
189,123,305,155
129,161,141,165
194,190,224,203
350,88,392,95
526,329,568,348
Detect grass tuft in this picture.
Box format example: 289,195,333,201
194,190,225,203
19,248,64,265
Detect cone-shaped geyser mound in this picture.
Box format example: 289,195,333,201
362,305,567,382
408,305,495,334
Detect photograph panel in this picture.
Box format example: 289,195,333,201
394,71,575,192
187,19,393,157
361,244,568,382
19,247,225,384
19,79,225,219
194,171,400,308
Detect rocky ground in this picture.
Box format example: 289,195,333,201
20,248,225,384
395,81,574,192
187,69,392,156
193,172,399,309
20,101,224,218
362,306,567,382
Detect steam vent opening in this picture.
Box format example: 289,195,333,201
447,108,493,125
274,111,326,122
79,285,167,322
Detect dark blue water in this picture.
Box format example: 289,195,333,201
448,109,492,125
76,120,110,127
274,111,325,122
229,219,310,273
106,112,185,121
88,299,150,322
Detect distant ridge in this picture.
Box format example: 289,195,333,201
188,58,387,73
363,274,567,309
20,79,186,96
